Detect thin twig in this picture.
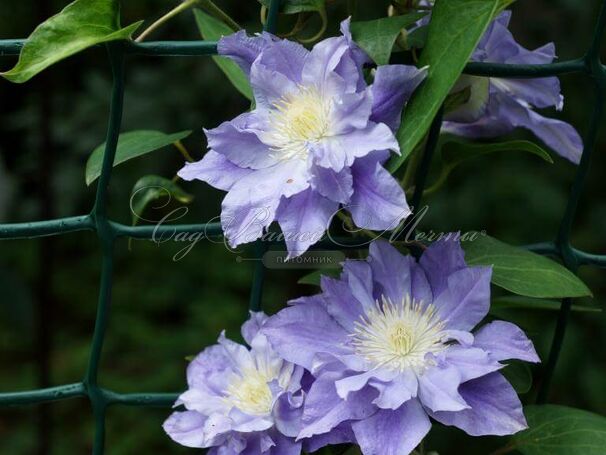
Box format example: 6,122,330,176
136,0,240,43
173,140,195,162
135,0,199,42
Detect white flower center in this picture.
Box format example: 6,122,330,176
268,86,332,160
223,367,274,416
351,295,446,373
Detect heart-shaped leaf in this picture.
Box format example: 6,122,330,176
463,235,592,298
1,0,142,83
86,130,192,186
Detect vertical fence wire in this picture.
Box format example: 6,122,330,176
248,0,281,313
86,42,125,455
0,0,604,451
536,0,606,403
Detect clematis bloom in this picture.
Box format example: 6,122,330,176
443,11,583,163
262,237,540,455
163,312,306,455
178,20,426,257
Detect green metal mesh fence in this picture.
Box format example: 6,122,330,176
1,0,606,453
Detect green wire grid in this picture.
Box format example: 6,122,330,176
0,0,605,452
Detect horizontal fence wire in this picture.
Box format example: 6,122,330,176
0,39,595,75
0,39,218,57
0,383,177,408
0,0,604,452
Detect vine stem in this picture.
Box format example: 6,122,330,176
173,140,195,162
135,0,241,43
260,6,268,27
282,13,308,37
135,0,199,42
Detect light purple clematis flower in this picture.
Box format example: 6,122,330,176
262,237,540,455
443,11,583,163
163,312,307,455
178,19,427,257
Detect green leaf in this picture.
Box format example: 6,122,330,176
350,13,427,65
86,130,192,186
510,405,606,454
404,24,428,50
491,296,601,314
298,268,341,286
193,9,253,100
387,0,500,172
502,361,532,394
130,175,193,225
1,0,141,83
258,0,324,14
497,0,516,14
463,235,592,298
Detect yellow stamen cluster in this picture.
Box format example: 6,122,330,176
351,295,446,373
223,368,274,416
268,85,332,160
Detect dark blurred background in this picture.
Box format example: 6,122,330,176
0,0,604,453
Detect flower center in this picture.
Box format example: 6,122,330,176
351,295,446,373
223,368,274,416
268,86,332,160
